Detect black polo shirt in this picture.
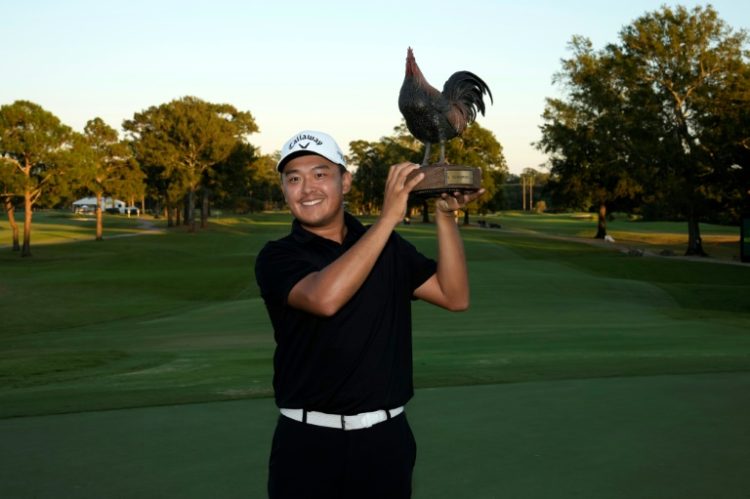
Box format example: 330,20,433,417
255,213,437,415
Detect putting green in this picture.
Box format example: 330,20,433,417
1,372,748,499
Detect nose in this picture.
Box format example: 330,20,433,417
300,175,315,194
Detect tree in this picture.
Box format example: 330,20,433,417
123,96,258,231
443,122,507,224
350,124,422,215
0,156,23,250
350,139,396,215
538,36,644,238
692,57,750,223
616,5,749,255
350,122,507,224
538,6,749,251
248,153,285,212
72,118,142,240
0,101,72,256
206,141,261,214
109,152,146,216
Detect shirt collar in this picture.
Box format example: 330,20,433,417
290,212,365,245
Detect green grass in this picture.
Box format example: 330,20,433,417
487,210,739,236
2,373,748,498
0,210,154,247
1,211,750,498
1,211,749,418
481,211,741,260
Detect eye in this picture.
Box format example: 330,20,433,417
315,171,328,180
286,175,300,184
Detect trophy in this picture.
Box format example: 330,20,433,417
398,47,492,197
405,164,482,197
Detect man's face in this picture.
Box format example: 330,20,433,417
281,154,351,230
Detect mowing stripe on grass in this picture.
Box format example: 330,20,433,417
2,215,750,417
1,372,748,499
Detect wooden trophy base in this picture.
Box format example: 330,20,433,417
408,164,482,198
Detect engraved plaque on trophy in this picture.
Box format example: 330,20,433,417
407,164,482,197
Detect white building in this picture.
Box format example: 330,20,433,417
72,197,125,213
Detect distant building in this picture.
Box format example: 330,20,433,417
72,197,125,213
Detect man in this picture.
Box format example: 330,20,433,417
255,130,482,498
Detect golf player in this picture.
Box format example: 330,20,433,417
255,130,482,498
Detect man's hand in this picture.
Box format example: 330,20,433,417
287,162,425,316
435,189,486,217
381,162,424,226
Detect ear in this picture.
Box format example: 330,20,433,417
341,170,353,194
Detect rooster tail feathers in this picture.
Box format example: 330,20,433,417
442,71,493,123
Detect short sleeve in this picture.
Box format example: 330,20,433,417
255,241,318,307
393,233,437,293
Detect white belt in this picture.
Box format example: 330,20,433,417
280,406,404,431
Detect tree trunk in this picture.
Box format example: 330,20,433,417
463,209,470,225
686,213,707,256
522,177,526,211
167,203,174,227
175,206,181,227
181,196,187,226
187,189,196,232
22,190,32,257
95,191,103,241
141,196,146,216
201,190,209,229
421,200,429,223
4,197,20,251
594,203,607,239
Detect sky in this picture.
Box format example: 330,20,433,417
2,0,749,174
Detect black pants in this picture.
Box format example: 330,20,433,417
268,412,417,499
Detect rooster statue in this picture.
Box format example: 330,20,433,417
398,47,493,165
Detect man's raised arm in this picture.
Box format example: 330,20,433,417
288,163,424,316
413,190,485,311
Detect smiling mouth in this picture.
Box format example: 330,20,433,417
301,199,323,207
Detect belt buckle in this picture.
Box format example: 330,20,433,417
359,411,380,429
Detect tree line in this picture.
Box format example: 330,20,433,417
4,5,747,258
348,123,508,224
0,97,267,256
0,96,507,257
537,4,750,255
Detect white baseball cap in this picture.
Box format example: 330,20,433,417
277,130,347,172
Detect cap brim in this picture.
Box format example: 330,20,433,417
277,151,346,172
277,151,320,172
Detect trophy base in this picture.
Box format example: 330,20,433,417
408,164,482,198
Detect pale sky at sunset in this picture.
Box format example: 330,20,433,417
2,0,748,173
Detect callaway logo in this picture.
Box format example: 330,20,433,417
288,134,323,150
